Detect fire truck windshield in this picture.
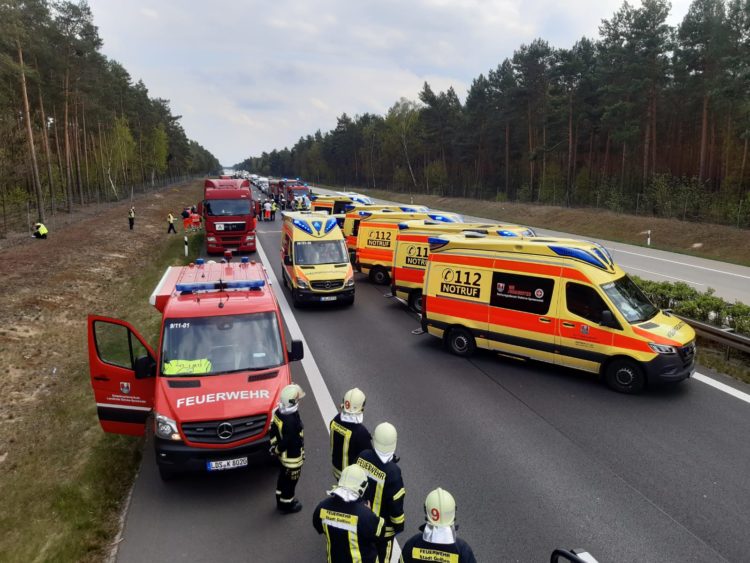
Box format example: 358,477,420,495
205,199,252,216
161,313,284,376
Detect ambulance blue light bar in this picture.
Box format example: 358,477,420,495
497,230,519,237
176,280,265,293
293,218,314,235
309,194,318,201
549,245,608,270
324,217,337,233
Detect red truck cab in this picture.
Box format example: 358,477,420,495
87,258,303,480
200,178,257,254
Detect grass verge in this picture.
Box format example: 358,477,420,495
0,225,204,562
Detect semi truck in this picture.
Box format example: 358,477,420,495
200,178,257,254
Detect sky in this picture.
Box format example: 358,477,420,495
87,0,692,166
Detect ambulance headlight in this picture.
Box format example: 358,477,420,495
155,413,181,441
648,342,677,355
296,278,309,289
345,277,355,287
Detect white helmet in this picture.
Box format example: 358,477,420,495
280,383,306,407
424,488,456,527
342,388,366,414
338,464,368,497
372,422,397,454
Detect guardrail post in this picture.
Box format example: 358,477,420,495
184,235,189,257
647,229,651,246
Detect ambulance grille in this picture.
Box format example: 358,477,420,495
678,341,696,366
182,414,267,444
311,279,344,290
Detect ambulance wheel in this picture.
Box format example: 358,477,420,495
282,273,288,288
605,358,645,394
292,290,302,308
408,291,423,313
369,267,390,285
158,465,178,482
446,327,475,357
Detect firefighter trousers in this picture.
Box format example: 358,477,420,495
377,537,395,563
276,465,301,506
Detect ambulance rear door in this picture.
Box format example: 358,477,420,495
88,315,156,435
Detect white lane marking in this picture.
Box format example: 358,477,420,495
619,265,705,285
615,249,750,279
694,372,750,405
256,235,402,561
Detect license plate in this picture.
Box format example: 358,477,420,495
320,296,337,301
206,457,248,471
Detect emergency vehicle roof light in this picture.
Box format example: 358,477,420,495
312,220,323,232
309,194,318,201
196,258,205,265
549,245,608,270
344,204,356,212
293,218,314,235
463,232,487,239
427,236,449,250
324,217,337,233
358,211,373,218
427,214,457,223
241,256,249,263
175,279,265,294
592,243,614,266
497,230,520,237
398,222,409,229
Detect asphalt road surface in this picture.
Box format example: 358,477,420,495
114,194,750,563
314,187,750,304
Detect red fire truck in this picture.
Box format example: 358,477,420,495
200,178,257,254
87,258,304,480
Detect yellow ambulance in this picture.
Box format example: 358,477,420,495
421,233,696,393
392,220,536,312
281,212,355,307
342,204,429,261
354,210,463,284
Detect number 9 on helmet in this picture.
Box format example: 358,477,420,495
424,488,456,527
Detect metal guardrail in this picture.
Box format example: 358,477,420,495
676,314,750,355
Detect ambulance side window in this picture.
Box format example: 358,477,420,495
565,283,612,325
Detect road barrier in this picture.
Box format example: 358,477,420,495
676,314,750,356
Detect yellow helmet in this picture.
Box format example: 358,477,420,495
338,464,368,497
372,422,397,454
342,388,366,414
280,383,306,407
424,488,456,527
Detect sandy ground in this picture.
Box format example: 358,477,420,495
0,181,202,455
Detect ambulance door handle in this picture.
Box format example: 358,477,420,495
562,322,575,328
539,317,552,324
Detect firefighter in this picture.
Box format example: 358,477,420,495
181,207,191,231
313,464,386,563
128,206,135,230
356,422,406,563
167,212,177,234
330,387,372,481
400,488,476,562
270,383,305,513
32,222,48,239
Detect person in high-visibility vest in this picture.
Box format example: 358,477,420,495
400,488,476,562
32,223,48,239
181,207,191,231
270,383,305,513
191,210,201,231
356,422,406,563
128,206,135,230
271,200,278,221
330,388,372,481
167,213,177,234
313,464,386,563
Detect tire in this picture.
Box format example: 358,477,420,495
446,327,476,357
158,465,178,482
408,291,423,314
282,272,288,288
343,295,355,307
368,267,390,285
604,358,646,394
292,289,302,308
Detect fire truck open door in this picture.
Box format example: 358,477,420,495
88,315,156,436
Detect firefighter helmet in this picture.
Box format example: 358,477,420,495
280,383,306,407
372,422,397,454
338,464,368,497
342,388,366,414
424,488,456,527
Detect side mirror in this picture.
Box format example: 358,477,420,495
288,339,304,362
550,548,599,563
284,255,293,266
600,310,619,329
134,355,156,379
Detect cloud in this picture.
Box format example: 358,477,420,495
87,0,697,165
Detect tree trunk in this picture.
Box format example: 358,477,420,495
53,106,67,208
370,132,376,189
63,69,74,211
82,102,90,193
73,98,84,205
620,142,627,192
566,92,573,198
740,135,748,197
540,122,547,202
642,92,652,192
17,41,45,223
37,84,55,215
603,133,610,179
651,97,657,175
723,111,731,187
401,132,418,193
699,94,709,182
708,117,716,189
505,121,510,198
527,102,534,195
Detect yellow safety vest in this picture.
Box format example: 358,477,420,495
37,224,48,236
168,213,175,223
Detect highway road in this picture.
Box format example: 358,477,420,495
113,203,750,562
314,187,750,305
